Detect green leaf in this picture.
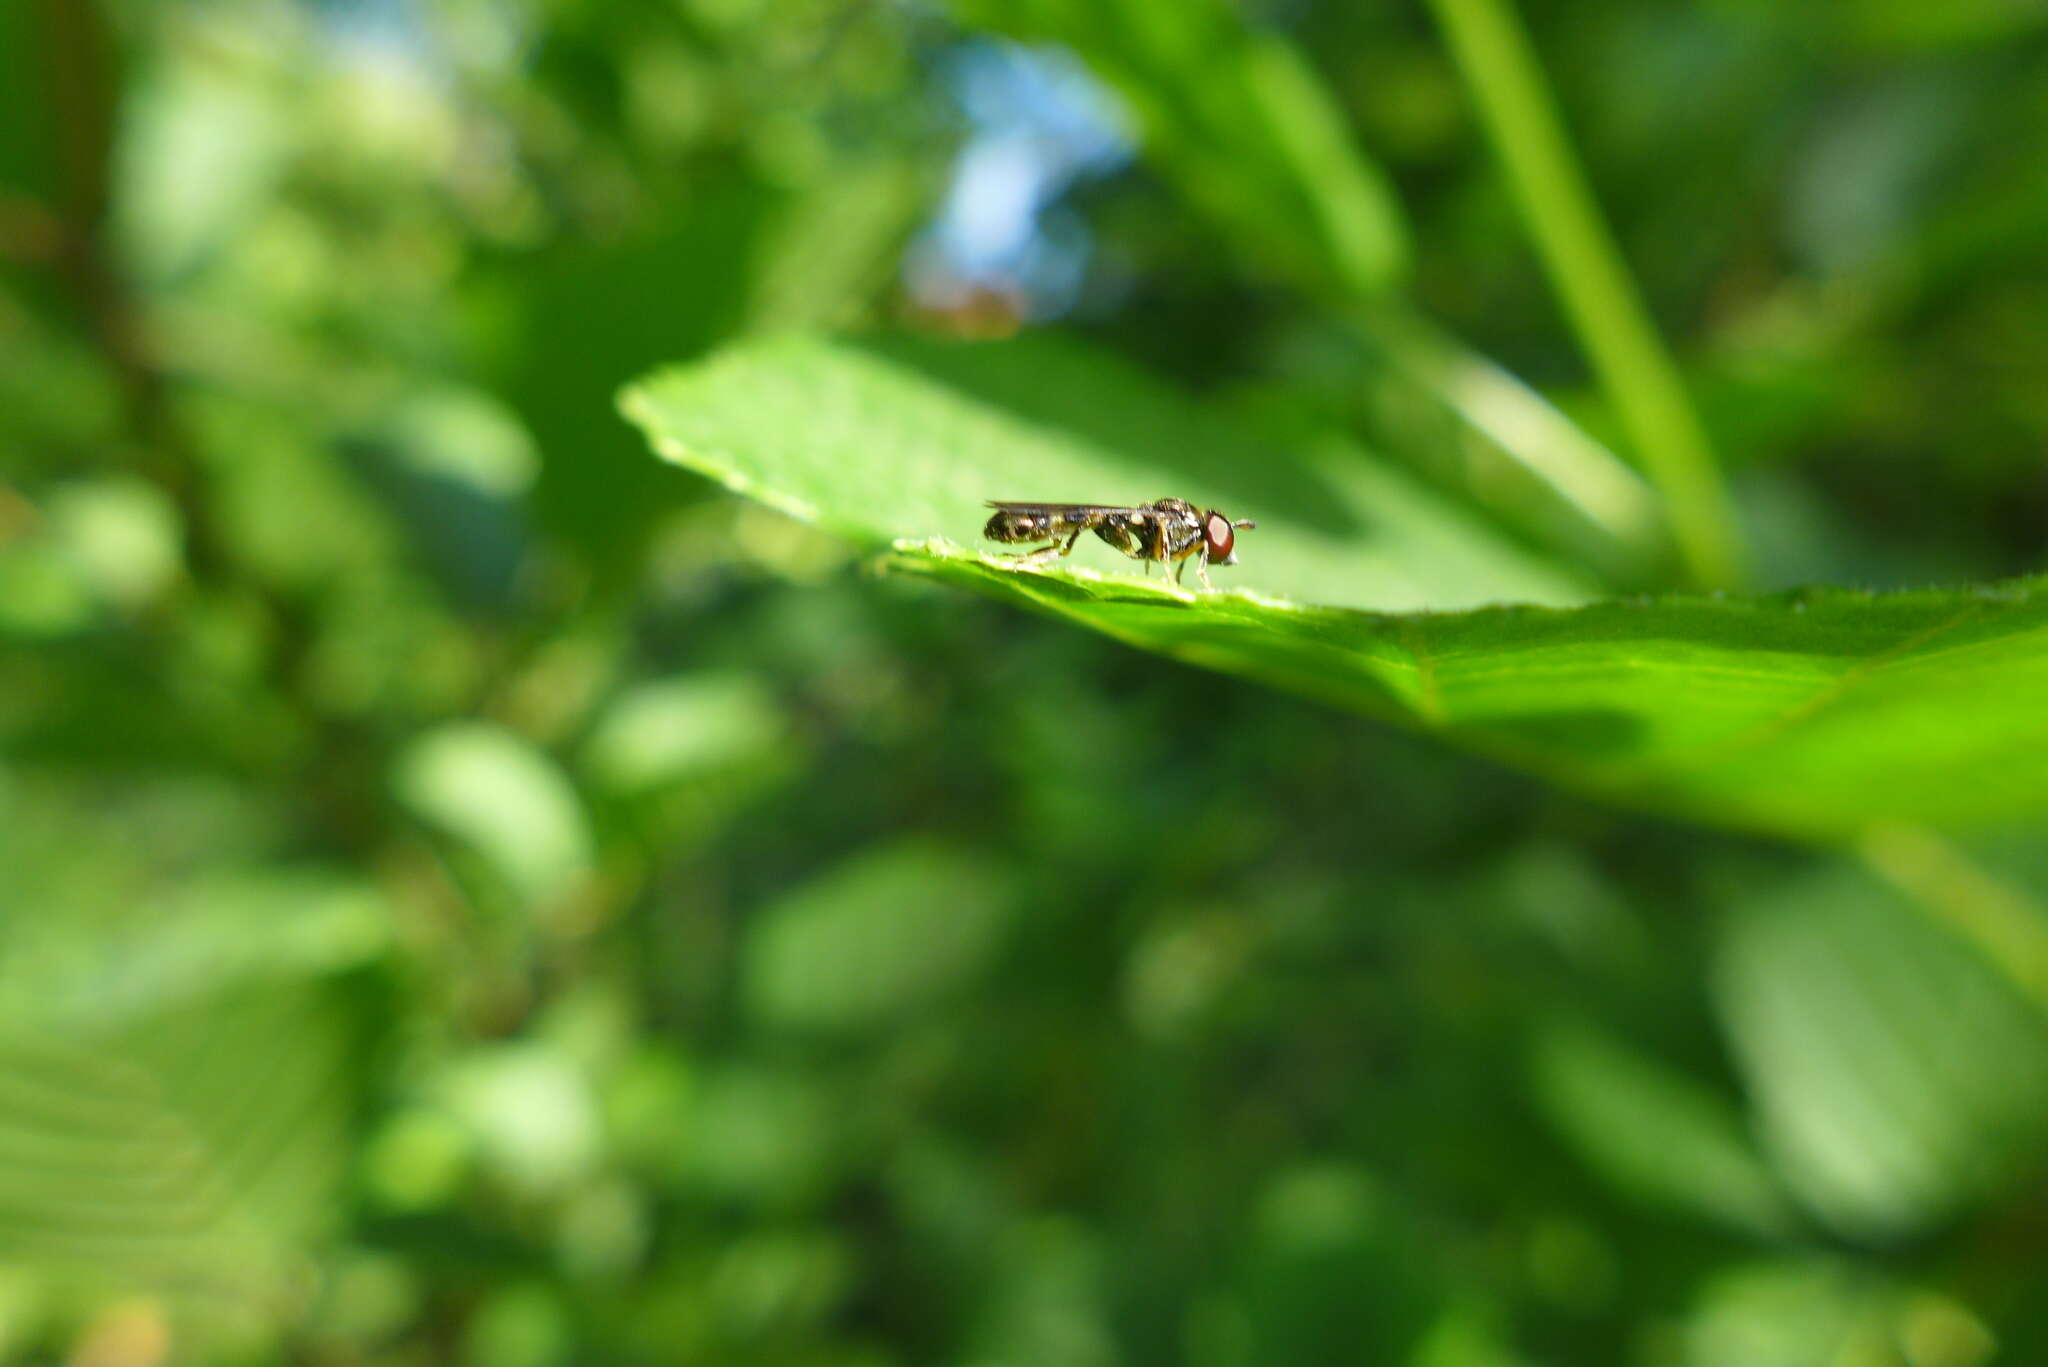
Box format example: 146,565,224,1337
1715,868,2048,1239
440,1043,602,1196
1678,1262,1991,1367
0,813,381,1315
581,673,788,797
624,333,1593,613
580,673,801,861
743,842,1014,1033
394,722,595,911
0,981,365,1317
0,867,387,1031
1529,1020,1797,1239
620,334,2048,838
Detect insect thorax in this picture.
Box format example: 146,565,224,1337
1091,514,1146,557
1145,500,1204,559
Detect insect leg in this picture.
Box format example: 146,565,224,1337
1002,526,1084,564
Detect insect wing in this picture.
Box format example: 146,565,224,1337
983,502,1134,518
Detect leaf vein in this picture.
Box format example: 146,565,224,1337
1675,605,1988,771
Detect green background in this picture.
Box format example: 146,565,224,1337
4,1,2048,1364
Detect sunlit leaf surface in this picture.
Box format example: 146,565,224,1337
626,332,1591,612
623,334,2048,838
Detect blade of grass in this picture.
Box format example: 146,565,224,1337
1347,307,1664,580
1422,0,1747,590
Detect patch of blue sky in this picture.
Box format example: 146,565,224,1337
910,40,1135,318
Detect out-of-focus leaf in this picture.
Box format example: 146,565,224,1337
0,543,97,638
463,1283,571,1367
362,1107,472,1212
0,867,387,1031
677,1065,837,1206
182,392,394,596
1529,1020,1796,1238
343,387,540,612
1680,1262,1994,1367
108,982,366,1245
0,477,179,635
1229,1165,1441,1365
1715,868,2048,1239
1784,75,1967,277
703,1230,853,1343
966,1220,1116,1367
582,673,786,796
947,0,1409,298
744,842,1013,1032
0,325,121,457
623,334,2048,838
0,779,376,1333
114,58,290,282
394,722,595,910
442,1044,602,1195
0,980,363,1313
44,476,182,610
581,672,798,860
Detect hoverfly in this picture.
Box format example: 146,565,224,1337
982,497,1257,590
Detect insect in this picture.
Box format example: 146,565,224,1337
982,497,1257,590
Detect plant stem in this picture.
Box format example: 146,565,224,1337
1422,0,1746,589
1861,826,2048,1020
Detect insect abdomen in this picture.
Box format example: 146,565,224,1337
983,510,1042,543
984,509,1086,543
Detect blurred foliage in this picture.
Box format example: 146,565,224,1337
4,1,2048,1365
945,0,1412,300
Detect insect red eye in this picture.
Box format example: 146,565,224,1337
1205,513,1234,561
